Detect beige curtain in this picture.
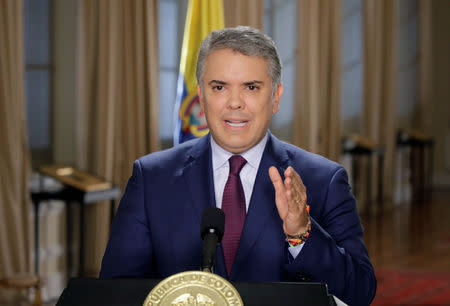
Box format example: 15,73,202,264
363,0,397,201
77,0,160,275
224,0,263,29
0,0,31,278
415,0,433,135
293,0,341,161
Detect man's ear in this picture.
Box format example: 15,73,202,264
272,83,283,114
197,85,204,112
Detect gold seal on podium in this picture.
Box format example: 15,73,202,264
143,271,243,306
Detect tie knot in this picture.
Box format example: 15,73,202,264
229,155,247,176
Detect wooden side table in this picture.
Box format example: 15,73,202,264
342,135,385,214
0,274,42,306
31,166,121,282
397,129,434,203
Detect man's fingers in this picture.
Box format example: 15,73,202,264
271,166,309,236
292,179,305,201
291,167,304,184
286,167,305,188
284,166,307,208
269,166,284,193
284,166,294,179
270,166,306,205
269,166,289,217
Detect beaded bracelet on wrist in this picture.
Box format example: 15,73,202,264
286,205,311,247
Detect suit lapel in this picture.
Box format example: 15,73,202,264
181,135,216,214
230,133,290,278
181,135,228,276
179,135,231,277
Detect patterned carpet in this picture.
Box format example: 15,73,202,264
372,268,450,305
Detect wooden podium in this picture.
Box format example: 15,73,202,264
56,277,339,306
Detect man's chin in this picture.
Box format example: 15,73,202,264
222,141,252,154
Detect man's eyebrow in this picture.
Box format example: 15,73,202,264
208,80,227,85
243,80,264,86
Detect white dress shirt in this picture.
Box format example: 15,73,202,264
210,133,304,258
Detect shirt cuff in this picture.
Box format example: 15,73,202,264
288,242,305,259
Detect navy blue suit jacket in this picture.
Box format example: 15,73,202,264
100,133,376,305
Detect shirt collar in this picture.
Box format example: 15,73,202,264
211,133,269,171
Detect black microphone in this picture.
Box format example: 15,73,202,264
200,207,225,272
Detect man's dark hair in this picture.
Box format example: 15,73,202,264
196,26,282,94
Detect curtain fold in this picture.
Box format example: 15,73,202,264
293,0,341,161
363,0,397,202
416,0,433,135
76,0,160,275
223,0,263,29
0,0,31,278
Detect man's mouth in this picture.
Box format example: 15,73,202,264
225,120,248,127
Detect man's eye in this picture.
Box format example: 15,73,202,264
248,85,259,91
213,85,224,91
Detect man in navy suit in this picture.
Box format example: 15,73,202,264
100,26,376,305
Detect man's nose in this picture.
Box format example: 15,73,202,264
227,89,244,109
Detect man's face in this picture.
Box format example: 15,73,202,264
198,48,283,154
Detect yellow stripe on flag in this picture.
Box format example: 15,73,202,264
179,0,224,91
174,0,224,144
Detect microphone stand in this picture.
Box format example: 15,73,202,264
201,228,219,273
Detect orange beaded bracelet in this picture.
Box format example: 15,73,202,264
286,205,311,247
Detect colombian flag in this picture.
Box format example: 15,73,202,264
173,0,224,145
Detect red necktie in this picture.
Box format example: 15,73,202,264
221,155,247,275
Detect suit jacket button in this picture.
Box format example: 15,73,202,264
297,273,311,282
